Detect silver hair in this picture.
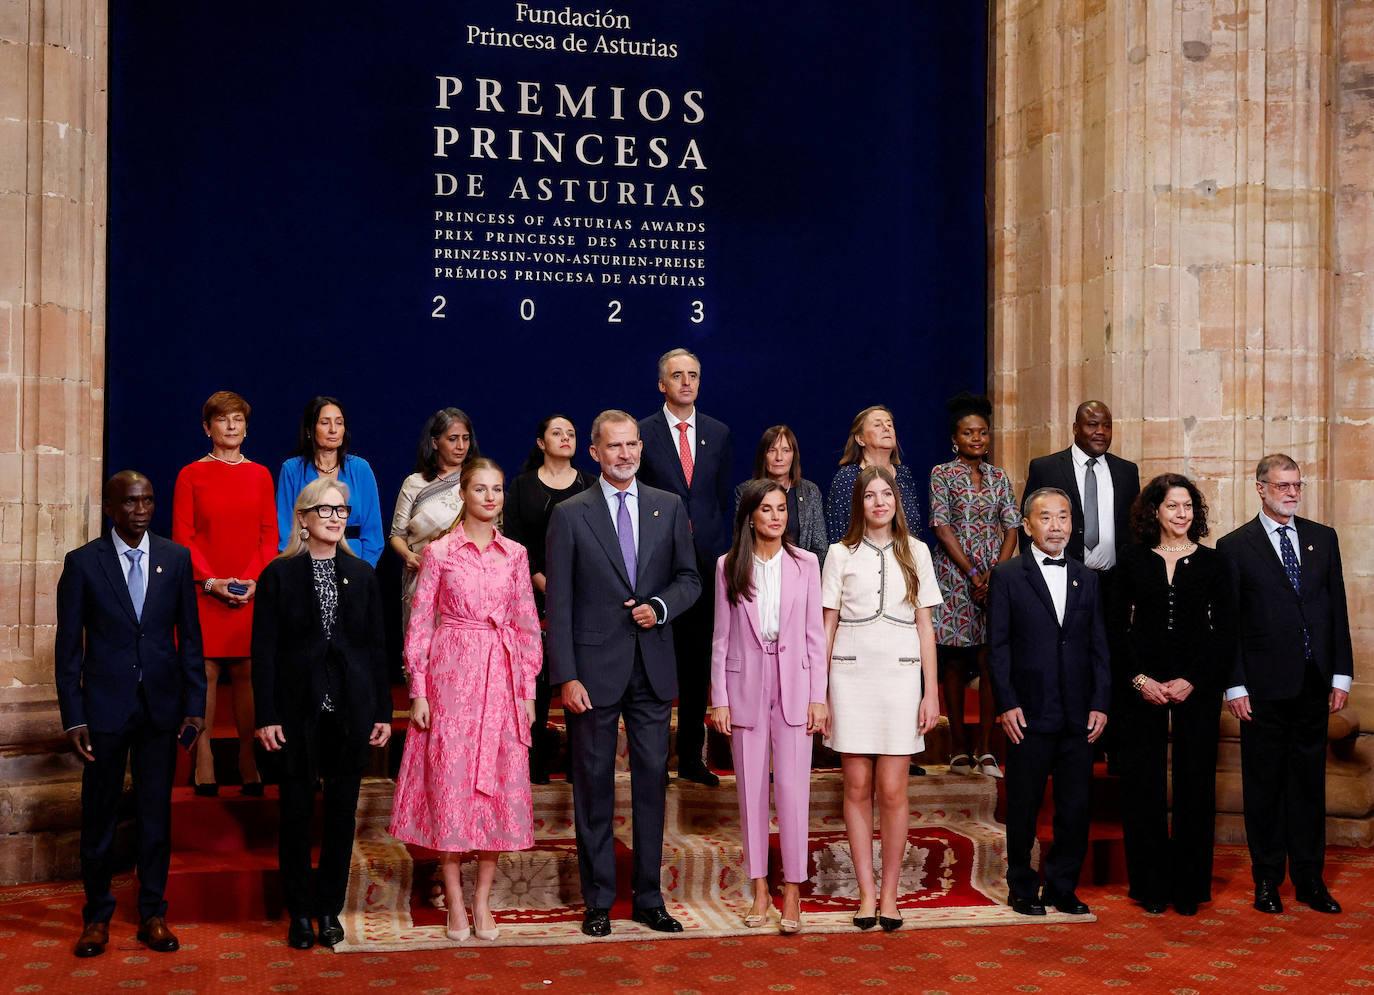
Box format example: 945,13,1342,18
1256,453,1300,481
657,347,701,382
590,409,638,446
1022,485,1072,518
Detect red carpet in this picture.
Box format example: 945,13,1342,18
3,846,1373,993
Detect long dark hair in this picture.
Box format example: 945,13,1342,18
1130,473,1210,545
293,395,351,464
724,479,798,606
751,425,801,486
519,413,576,474
414,407,479,481
841,465,922,609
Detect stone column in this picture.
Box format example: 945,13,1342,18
991,0,1373,844
0,0,108,883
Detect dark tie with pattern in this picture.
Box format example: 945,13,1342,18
1276,525,1312,659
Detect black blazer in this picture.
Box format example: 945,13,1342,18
1110,543,1233,690
1217,515,1354,699
54,532,206,734
545,481,702,705
988,551,1111,733
637,410,734,561
1021,448,1141,562
251,552,392,753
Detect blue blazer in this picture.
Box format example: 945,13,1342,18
54,532,207,734
275,454,384,566
636,411,734,562
988,551,1110,734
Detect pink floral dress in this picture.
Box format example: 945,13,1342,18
388,526,542,852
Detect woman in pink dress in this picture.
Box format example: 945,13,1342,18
388,458,542,942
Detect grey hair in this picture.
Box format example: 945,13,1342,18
1022,486,1072,518
1256,453,1300,481
590,409,638,446
657,347,701,382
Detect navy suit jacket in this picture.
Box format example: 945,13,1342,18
54,532,206,734
545,481,701,705
637,410,734,562
988,551,1111,734
1020,448,1140,562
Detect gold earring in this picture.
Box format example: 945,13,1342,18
299,527,308,540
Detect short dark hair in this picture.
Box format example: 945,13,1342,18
294,395,351,464
751,425,801,486
1130,473,1210,545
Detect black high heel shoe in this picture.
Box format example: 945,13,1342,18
193,779,218,797
852,913,877,930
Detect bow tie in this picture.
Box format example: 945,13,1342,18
1042,557,1067,567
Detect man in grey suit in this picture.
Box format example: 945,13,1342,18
546,409,702,937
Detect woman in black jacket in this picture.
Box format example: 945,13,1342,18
1111,473,1233,916
253,476,392,950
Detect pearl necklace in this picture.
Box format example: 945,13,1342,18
207,451,245,465
1155,541,1194,553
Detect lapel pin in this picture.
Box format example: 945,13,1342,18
155,565,163,574
1183,558,1189,565
1072,579,1079,587
1307,545,1314,551
701,439,707,446
653,509,660,517
343,577,349,585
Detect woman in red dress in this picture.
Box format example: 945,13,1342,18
172,391,279,795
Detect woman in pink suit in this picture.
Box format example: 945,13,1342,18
388,458,542,943
709,479,829,934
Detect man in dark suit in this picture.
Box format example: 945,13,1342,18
547,410,703,937
1021,400,1140,568
54,471,206,958
1219,454,1353,915
636,348,733,787
989,487,1110,917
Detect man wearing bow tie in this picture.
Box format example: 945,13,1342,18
1219,454,1353,916
989,487,1110,917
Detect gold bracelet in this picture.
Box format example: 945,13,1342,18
1131,673,1148,692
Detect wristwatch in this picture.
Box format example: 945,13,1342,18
204,578,216,593
1131,673,1148,692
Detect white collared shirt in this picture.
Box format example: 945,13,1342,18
754,551,783,641
599,475,639,553
111,529,151,602
1225,512,1350,700
1031,544,1068,624
1070,444,1116,570
663,404,697,459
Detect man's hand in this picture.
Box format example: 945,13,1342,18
1161,678,1194,703
256,725,286,751
369,722,391,747
999,707,1026,745
177,716,205,747
1086,710,1108,743
709,706,732,736
1331,688,1349,714
807,702,829,736
67,725,94,762
562,680,593,714
625,599,657,629
1226,695,1253,722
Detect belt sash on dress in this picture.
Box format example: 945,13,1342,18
438,610,530,796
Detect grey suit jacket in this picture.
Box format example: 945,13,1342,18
732,477,828,565
545,480,702,705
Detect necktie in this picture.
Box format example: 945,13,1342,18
676,421,694,488
1083,457,1100,551
1042,557,1067,567
125,548,145,621
1276,525,1312,659
616,491,637,588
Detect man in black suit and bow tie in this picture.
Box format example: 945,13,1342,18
637,348,734,787
989,487,1110,917
54,471,206,958
1219,454,1353,916
546,410,702,937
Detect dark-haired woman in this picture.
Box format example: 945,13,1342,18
709,480,828,934
390,409,477,631
504,415,593,784
276,396,384,565
928,394,1020,779
733,425,828,564
1111,474,1232,916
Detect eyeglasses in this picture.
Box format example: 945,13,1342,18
309,504,352,519
1262,480,1303,494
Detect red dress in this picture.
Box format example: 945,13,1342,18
172,458,279,658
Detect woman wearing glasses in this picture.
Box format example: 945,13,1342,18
252,479,393,951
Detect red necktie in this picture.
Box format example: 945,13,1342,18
676,421,694,488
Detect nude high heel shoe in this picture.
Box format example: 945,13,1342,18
474,908,500,941
445,902,470,942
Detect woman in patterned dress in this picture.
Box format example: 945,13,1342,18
388,458,542,943
928,394,1020,777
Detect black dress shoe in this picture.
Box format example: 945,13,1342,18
581,908,612,937
316,914,345,947
677,765,720,787
1295,882,1341,914
1254,881,1283,914
1142,900,1168,915
1010,895,1046,916
1041,890,1090,915
879,915,903,932
193,779,218,797
1173,900,1198,916
287,917,315,949
631,906,683,932
909,763,926,776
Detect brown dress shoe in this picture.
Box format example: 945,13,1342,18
136,916,180,952
74,921,109,958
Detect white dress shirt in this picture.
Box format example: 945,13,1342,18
1031,544,1068,624
111,529,151,602
1225,512,1351,700
1070,444,1116,570
663,404,697,460
597,474,666,624
754,551,783,641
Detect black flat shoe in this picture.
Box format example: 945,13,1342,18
852,914,877,930
879,915,903,932
1009,896,1046,916
240,780,264,798
631,906,683,932
1295,882,1341,914
582,908,612,937
317,914,344,948
1173,901,1198,916
1254,881,1283,914
193,779,218,797
287,917,315,949
677,765,720,787
1041,890,1090,915
909,764,926,776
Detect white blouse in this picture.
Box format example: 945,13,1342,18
753,552,783,641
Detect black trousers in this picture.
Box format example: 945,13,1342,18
529,633,553,780
278,710,364,919
1240,665,1330,888
81,695,177,924
671,570,713,771
1004,727,1093,901
1117,689,1220,904
567,649,671,910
